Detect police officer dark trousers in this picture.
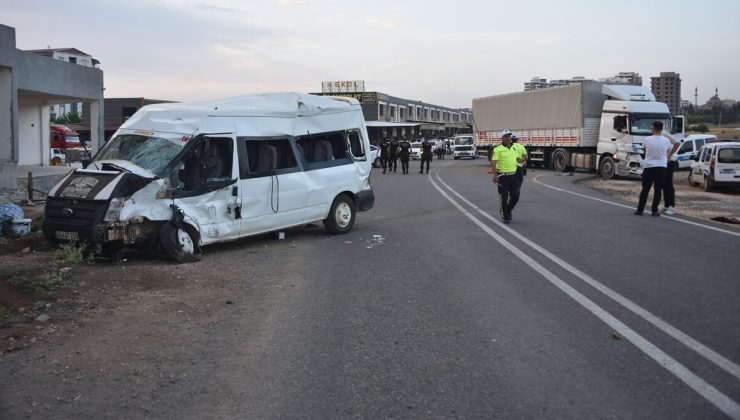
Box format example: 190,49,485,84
419,139,433,174
379,140,389,174
388,139,399,173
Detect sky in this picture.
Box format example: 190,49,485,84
2,0,739,108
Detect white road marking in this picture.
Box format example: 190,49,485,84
428,162,740,418
532,174,740,238
433,167,740,381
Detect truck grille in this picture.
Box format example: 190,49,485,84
456,146,473,151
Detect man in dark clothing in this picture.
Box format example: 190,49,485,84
388,138,399,173
419,137,433,174
399,138,411,174
379,139,389,173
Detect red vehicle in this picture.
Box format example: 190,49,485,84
50,125,81,149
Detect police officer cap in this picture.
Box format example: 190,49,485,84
500,129,512,137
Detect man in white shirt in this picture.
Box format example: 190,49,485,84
436,138,446,160
662,130,681,214
635,121,673,216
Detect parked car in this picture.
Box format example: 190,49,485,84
676,134,717,169
370,145,380,168
410,142,422,160
688,142,740,191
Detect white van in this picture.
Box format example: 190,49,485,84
42,93,375,262
688,142,740,191
676,134,717,168
452,135,476,159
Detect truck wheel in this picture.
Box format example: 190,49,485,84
373,157,381,168
552,149,569,172
323,194,356,234
688,171,699,186
704,176,714,192
599,156,616,179
160,223,202,263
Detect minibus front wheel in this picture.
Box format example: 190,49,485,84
324,194,356,234
160,223,202,263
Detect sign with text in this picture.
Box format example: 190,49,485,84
322,80,365,93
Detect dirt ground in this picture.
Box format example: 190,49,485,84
580,168,740,226
0,170,738,417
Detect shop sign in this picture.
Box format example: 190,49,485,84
322,80,365,93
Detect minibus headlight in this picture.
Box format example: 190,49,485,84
104,197,125,222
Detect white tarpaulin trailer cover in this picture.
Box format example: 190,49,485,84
472,82,606,132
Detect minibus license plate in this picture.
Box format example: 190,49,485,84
720,169,735,174
55,231,79,240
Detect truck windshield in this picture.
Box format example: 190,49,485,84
65,135,81,143
455,137,474,145
630,115,671,136
94,134,184,176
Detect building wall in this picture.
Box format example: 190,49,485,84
0,67,12,161
0,24,105,189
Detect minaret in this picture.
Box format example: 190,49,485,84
715,86,719,97
694,87,698,108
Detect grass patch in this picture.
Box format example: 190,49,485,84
5,242,94,294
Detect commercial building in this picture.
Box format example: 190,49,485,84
0,24,104,190
650,72,681,115
314,82,472,144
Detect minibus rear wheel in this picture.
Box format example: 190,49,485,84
160,223,202,263
324,194,356,234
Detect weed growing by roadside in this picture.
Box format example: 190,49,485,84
55,241,95,266
5,242,94,294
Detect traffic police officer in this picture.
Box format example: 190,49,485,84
491,130,520,223
388,137,399,173
419,137,433,174
379,138,390,173
399,137,411,174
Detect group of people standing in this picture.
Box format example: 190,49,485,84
634,121,681,216
378,137,435,175
488,121,681,224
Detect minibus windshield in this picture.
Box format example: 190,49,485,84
94,134,184,176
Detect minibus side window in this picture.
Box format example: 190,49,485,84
175,137,234,193
242,138,297,178
347,129,366,160
296,131,350,163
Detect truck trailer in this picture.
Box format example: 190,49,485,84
472,82,684,178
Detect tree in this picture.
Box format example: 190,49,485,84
54,111,82,124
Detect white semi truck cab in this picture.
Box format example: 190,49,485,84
595,85,683,178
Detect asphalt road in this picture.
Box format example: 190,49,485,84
235,159,740,419
2,158,739,419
